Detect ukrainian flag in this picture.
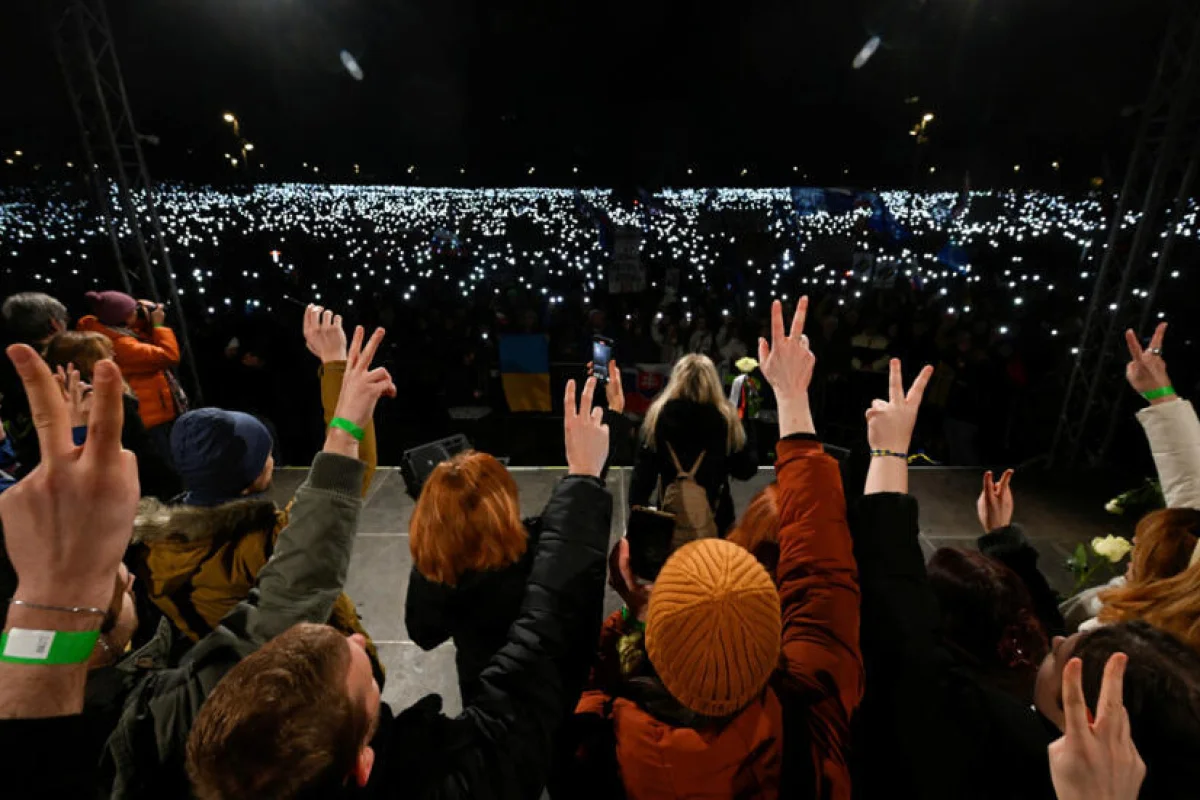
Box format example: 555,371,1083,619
499,334,551,412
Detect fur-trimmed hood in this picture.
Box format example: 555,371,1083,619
132,496,282,546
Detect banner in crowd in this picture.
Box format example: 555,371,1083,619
789,187,911,245
623,363,672,415
609,226,646,294
499,334,551,413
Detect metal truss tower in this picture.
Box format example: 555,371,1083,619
1051,0,1200,468
50,0,203,403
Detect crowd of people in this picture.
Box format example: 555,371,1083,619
2,184,1197,466
1,280,1198,799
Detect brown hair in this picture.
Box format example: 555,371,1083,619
1098,510,1200,650
42,330,114,381
409,451,528,586
1128,508,1199,584
186,623,371,800
726,483,781,574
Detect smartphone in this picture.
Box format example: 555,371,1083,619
592,335,613,382
626,506,676,582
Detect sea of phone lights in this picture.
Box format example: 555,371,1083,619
0,184,1195,343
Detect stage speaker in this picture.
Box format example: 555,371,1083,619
400,434,471,500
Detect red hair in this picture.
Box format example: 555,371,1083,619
726,484,781,574
927,548,1049,698
408,451,528,586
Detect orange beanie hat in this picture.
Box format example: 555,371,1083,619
645,538,782,717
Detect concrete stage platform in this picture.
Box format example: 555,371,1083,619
267,465,1128,717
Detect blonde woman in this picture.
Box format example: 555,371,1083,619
630,353,757,535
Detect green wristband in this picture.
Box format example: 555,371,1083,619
329,417,365,442
0,629,100,665
1141,386,1176,401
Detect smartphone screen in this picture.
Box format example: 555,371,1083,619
626,507,676,582
592,336,612,382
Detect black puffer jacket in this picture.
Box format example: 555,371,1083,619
359,474,612,800
629,398,757,535
405,518,541,700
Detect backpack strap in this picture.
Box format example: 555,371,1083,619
666,443,706,479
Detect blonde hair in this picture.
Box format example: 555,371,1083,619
1098,508,1200,650
641,354,746,454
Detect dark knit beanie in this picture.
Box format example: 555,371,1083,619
85,291,138,327
170,409,273,507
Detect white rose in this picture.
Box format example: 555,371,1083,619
1091,535,1133,564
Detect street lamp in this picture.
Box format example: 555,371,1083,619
222,112,240,138
923,112,935,123
243,142,255,152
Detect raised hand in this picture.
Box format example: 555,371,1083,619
326,326,396,458
0,345,138,610
55,364,93,429
866,359,933,455
758,297,815,400
564,377,610,479
1124,322,1173,403
976,469,1015,532
611,537,651,621
758,297,816,436
304,304,349,364
1049,653,1145,800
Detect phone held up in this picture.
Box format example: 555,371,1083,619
626,506,676,583
592,335,614,383
592,335,613,382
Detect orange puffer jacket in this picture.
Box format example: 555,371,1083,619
78,315,181,429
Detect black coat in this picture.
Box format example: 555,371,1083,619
629,399,757,535
977,524,1067,640
850,492,1058,800
120,394,182,501
358,475,612,800
405,519,541,701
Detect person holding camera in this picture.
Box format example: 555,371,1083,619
78,290,184,464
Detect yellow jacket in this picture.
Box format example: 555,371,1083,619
130,361,383,678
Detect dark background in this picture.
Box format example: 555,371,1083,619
0,0,1172,188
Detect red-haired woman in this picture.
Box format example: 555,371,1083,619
405,364,629,700
405,451,534,698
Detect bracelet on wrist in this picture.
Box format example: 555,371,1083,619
1141,386,1176,402
329,417,365,442
7,599,106,618
870,448,908,460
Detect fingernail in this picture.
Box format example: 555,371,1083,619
7,345,30,367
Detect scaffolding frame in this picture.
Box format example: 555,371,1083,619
50,0,203,404
1051,0,1200,468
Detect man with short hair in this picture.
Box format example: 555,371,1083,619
187,377,615,800
0,292,70,477
1,292,68,347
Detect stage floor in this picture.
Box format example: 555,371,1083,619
267,465,1129,717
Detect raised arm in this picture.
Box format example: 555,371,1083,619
305,304,378,496
418,378,613,798
759,297,862,797
0,347,137,719
975,470,1067,638
114,324,181,372
1125,323,1200,513
232,326,395,645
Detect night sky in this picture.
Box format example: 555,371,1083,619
0,0,1171,187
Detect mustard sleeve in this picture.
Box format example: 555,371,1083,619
318,361,377,496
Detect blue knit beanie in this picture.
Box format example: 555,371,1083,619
170,409,273,507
